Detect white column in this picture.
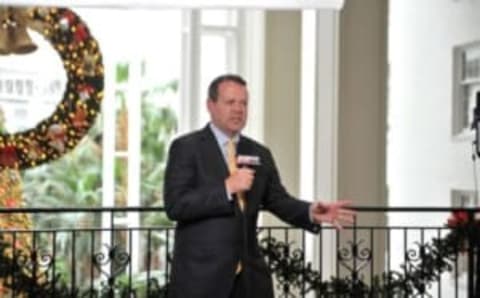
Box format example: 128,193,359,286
313,8,341,280
101,54,116,274
242,10,265,143
300,9,342,295
300,9,317,298
179,10,201,133
127,58,142,273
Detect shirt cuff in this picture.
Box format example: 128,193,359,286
309,203,315,223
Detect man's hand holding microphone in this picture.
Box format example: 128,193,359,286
225,155,259,195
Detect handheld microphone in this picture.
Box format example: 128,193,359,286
237,155,261,167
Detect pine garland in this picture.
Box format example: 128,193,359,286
259,225,471,297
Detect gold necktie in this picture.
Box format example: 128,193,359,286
227,138,245,274
226,139,246,212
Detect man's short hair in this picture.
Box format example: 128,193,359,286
208,74,247,101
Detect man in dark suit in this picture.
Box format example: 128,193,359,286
164,74,354,298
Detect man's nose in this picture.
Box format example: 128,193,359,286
233,103,245,112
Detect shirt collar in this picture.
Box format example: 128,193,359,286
209,122,240,147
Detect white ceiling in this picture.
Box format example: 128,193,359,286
0,0,345,10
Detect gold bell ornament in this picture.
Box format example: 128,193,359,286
0,6,37,55
0,9,10,55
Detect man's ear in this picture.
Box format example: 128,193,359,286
206,99,214,113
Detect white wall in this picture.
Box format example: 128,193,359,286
388,0,480,225
389,1,480,294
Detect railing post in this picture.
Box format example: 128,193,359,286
467,210,475,298
475,213,480,298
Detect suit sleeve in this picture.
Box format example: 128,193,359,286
163,138,235,222
262,149,320,234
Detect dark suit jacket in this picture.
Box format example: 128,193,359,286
164,125,319,298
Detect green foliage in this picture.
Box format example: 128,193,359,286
116,63,130,83
22,121,103,228
108,271,167,297
259,229,466,297
139,79,178,228
18,61,178,291
22,65,178,227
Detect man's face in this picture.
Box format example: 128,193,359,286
207,80,248,137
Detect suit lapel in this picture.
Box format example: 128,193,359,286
237,136,254,157
199,125,229,179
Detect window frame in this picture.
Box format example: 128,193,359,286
101,8,265,273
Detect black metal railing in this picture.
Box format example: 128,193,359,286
0,206,478,297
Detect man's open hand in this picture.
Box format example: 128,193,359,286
310,200,356,229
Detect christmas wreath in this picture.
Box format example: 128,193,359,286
0,6,103,170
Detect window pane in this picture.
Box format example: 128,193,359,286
201,9,238,27
199,34,233,125
140,81,178,209
3,8,182,214
201,34,229,83
115,91,128,152
136,11,181,210
0,30,66,133
81,8,182,211
115,157,128,207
